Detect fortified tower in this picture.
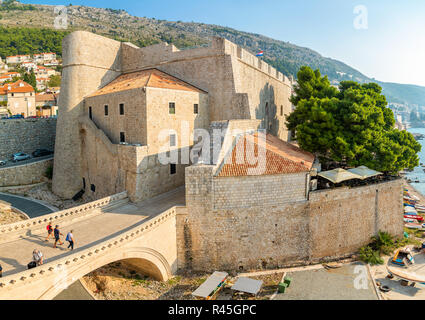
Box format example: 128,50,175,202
52,32,122,199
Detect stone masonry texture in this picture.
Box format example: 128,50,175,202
0,118,56,159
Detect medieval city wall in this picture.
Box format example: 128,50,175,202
180,168,403,272
79,116,189,202
0,118,56,159
0,158,53,187
120,38,292,140
53,31,122,199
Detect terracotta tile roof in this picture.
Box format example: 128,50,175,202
3,80,34,94
216,133,315,177
88,68,207,97
36,93,57,102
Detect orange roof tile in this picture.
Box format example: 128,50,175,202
216,133,315,177
88,68,207,97
4,80,34,93
36,93,57,102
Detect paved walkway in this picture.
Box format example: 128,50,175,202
0,193,56,218
273,262,379,300
0,187,185,277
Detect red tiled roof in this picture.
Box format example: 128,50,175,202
88,68,207,97
1,80,34,94
36,93,57,102
216,133,315,177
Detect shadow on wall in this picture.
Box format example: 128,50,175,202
255,83,280,136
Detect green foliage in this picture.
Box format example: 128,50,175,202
45,166,53,180
48,75,61,87
0,0,36,11
358,246,384,265
359,231,410,265
23,70,36,90
0,26,68,59
287,66,421,173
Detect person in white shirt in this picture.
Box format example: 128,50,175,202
32,249,43,266
66,230,75,251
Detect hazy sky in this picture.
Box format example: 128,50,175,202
21,0,425,86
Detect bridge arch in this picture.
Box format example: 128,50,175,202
38,246,172,300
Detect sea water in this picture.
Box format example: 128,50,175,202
406,128,425,195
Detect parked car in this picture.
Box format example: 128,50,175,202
0,160,6,166
32,149,54,158
9,115,24,119
12,153,31,162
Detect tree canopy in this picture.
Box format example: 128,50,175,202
287,66,421,173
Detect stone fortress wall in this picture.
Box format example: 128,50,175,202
53,31,294,200
178,170,404,272
0,118,56,159
0,158,53,188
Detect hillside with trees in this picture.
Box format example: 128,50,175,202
1,1,424,106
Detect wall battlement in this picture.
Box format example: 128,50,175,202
122,37,290,86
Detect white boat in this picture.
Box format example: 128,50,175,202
405,206,418,214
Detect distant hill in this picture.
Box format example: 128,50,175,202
1,2,424,106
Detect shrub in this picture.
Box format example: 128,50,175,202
358,231,409,265
45,166,53,180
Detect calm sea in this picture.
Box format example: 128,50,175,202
406,128,425,195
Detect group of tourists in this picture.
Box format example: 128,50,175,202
45,223,75,250
27,224,76,270
0,224,77,275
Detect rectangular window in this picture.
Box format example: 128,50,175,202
120,132,125,143
194,104,199,114
104,105,108,116
170,164,177,175
119,103,125,115
280,105,283,116
89,107,92,120
170,134,176,147
169,102,175,115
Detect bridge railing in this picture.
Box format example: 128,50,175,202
0,205,180,294
0,192,128,243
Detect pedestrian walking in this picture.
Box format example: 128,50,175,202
66,230,75,251
53,225,64,248
32,249,43,266
0,263,2,278
45,222,54,242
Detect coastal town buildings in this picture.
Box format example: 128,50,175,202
0,80,36,117
35,92,58,117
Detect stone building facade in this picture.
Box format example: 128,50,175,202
80,69,209,201
53,31,293,200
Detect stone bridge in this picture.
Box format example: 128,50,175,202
0,188,185,300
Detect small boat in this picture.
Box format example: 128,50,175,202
404,207,418,214
405,223,423,230
404,215,424,222
391,249,415,267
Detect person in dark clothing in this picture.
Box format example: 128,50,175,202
53,225,64,248
0,263,2,278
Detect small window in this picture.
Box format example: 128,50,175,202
194,104,199,114
89,107,92,120
91,184,96,192
169,102,175,115
120,132,125,143
104,105,108,116
170,164,177,175
170,134,176,147
119,103,124,115
280,105,283,116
